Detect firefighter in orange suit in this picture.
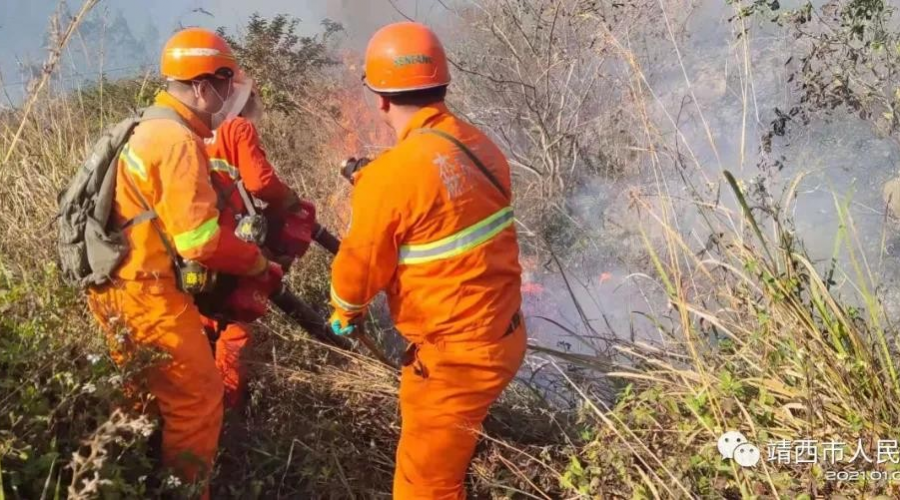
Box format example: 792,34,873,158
203,85,316,408
86,28,282,497
328,22,527,499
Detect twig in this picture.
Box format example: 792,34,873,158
2,0,99,167
278,439,297,497
332,452,356,500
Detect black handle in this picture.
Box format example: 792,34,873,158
301,225,397,369
339,157,371,183
312,223,341,255
270,286,353,351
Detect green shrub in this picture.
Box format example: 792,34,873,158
0,266,164,498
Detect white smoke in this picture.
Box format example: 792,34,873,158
515,0,900,356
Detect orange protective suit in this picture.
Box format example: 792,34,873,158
330,103,526,499
202,116,298,407
206,116,298,215
198,318,250,408
87,91,266,495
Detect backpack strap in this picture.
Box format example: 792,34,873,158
210,174,239,213
415,128,510,201
119,209,158,230
235,180,258,216
120,167,180,265
116,105,191,265
140,105,188,127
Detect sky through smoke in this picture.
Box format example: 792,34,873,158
0,0,447,104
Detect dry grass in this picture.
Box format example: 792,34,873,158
534,1,900,497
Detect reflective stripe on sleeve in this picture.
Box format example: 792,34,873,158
173,216,220,252
209,158,240,180
120,144,148,181
398,207,514,265
330,284,368,313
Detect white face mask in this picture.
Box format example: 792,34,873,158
192,79,229,130
211,92,232,130
194,77,250,130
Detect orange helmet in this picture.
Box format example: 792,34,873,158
161,28,238,81
364,22,450,94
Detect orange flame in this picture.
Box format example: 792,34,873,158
324,50,395,232
327,50,394,159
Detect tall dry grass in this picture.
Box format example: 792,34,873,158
516,1,900,497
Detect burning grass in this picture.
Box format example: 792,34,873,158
533,1,900,496
549,172,900,497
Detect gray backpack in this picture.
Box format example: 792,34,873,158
57,106,184,288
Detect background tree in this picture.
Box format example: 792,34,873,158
219,14,343,116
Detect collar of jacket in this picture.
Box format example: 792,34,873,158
154,90,213,139
397,102,450,142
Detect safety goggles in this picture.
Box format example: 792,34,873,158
210,67,235,80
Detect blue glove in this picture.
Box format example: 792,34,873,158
331,319,355,336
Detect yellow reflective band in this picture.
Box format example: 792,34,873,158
399,207,514,265
173,216,220,252
120,145,148,181
330,285,368,312
209,158,240,180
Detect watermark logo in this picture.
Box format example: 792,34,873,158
717,431,760,467
714,434,900,480
733,442,761,467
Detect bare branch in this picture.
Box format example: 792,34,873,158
2,0,100,167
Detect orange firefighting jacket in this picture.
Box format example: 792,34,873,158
205,117,297,225
330,104,522,344
112,91,264,281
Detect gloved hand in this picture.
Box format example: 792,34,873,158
225,262,284,323
268,200,316,264
255,260,285,294
329,314,357,337
339,157,371,184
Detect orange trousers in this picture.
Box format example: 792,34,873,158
201,319,252,409
88,281,223,499
394,321,527,499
